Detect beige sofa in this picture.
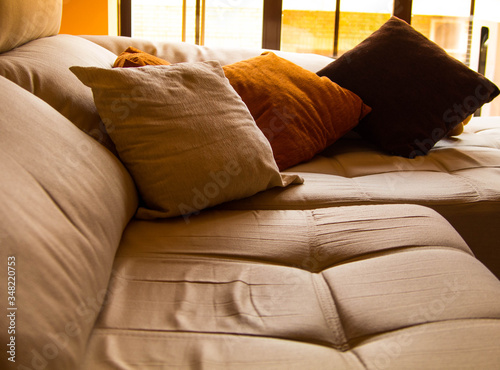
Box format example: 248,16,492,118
1,1,500,369
83,35,500,279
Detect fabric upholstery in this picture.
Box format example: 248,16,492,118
81,205,500,369
71,62,302,219
219,117,500,278
77,34,500,275
0,0,62,53
0,34,118,152
223,52,371,170
317,16,500,157
83,35,334,73
2,27,500,369
0,76,138,369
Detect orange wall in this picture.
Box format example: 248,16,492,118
60,0,108,35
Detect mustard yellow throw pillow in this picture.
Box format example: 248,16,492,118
223,52,371,170
71,62,302,220
113,46,171,68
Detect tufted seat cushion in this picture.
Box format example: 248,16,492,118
220,117,500,279
82,204,500,369
86,36,500,279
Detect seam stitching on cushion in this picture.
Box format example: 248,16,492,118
308,208,350,351
426,153,484,199
325,245,476,268
311,273,350,351
303,210,349,351
348,317,500,344
306,209,322,272
451,172,483,200
91,316,500,339
350,177,372,200
90,327,357,348
349,348,369,369
330,154,348,177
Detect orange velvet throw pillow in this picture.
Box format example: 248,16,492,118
113,48,370,170
223,52,371,170
113,46,171,68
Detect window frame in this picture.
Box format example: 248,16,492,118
120,0,418,50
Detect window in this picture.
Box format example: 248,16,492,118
128,0,263,48
123,0,481,62
132,0,185,42
280,1,393,57
123,0,413,54
203,0,263,48
411,0,472,63
120,0,499,117
281,1,336,56
336,0,392,56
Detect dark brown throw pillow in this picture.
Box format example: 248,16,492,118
317,16,500,157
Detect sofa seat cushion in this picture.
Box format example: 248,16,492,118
219,117,500,279
82,205,500,368
0,76,138,369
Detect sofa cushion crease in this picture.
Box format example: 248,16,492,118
83,330,365,369
80,205,500,367
352,320,500,369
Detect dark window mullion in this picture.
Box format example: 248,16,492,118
333,0,341,57
393,0,413,24
465,0,476,67
195,0,201,44
120,0,421,49
120,0,132,36
262,0,282,50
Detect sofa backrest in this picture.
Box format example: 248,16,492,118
0,0,119,152
0,0,62,53
0,74,138,369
